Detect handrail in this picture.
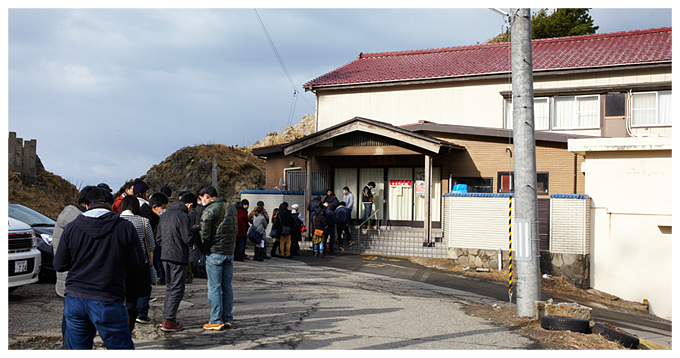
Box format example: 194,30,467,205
358,209,380,229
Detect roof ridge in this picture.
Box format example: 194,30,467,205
358,26,671,59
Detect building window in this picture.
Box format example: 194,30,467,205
605,93,626,117
553,95,600,129
631,90,672,126
451,177,493,193
505,98,549,130
497,172,549,194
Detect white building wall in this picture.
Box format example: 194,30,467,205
569,137,672,320
550,198,590,255
316,67,671,136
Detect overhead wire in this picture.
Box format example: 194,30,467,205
253,9,314,126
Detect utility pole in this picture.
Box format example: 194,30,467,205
511,8,541,317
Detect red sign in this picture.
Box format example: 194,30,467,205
390,179,412,187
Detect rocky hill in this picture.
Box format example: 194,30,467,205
130,144,266,203
8,162,79,220
10,114,316,216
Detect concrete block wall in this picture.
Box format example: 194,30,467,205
550,196,591,255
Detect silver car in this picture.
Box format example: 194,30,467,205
8,217,41,293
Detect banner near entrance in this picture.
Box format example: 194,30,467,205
390,178,411,196
415,180,426,196
389,179,412,187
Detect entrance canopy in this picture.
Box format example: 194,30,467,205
281,116,464,157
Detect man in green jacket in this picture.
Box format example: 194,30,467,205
197,185,238,331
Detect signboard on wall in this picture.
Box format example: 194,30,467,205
415,180,426,196
370,155,397,166
389,179,412,187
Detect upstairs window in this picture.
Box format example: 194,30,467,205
505,98,549,130
631,91,672,126
553,95,600,130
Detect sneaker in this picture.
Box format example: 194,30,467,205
203,322,225,331
160,318,184,332
136,316,151,324
348,240,355,247
149,297,157,302
224,322,233,329
338,246,345,251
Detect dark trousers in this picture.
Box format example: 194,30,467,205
326,225,336,253
337,223,351,246
235,237,246,260
162,262,187,322
153,245,165,284
271,240,280,256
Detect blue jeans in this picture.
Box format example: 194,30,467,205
235,237,246,260
64,295,134,350
362,203,373,225
137,295,150,318
206,253,234,324
313,241,325,253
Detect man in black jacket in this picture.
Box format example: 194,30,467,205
53,187,145,350
155,197,194,332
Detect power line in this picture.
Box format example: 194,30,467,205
253,9,314,123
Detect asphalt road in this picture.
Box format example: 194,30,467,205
7,249,671,349
296,250,672,348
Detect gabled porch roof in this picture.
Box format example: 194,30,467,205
279,116,465,157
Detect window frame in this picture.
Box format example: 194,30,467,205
631,90,672,127
504,97,550,131
497,172,549,194
552,94,601,130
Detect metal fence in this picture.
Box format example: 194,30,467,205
287,171,329,192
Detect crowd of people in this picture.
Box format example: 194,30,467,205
51,178,377,350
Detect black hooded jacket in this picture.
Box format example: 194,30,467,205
53,205,146,302
156,201,193,265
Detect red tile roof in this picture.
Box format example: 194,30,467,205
304,27,671,88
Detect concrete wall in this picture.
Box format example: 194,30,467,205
569,137,672,320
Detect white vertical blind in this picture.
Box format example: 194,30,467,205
554,95,599,129
334,168,358,219
359,168,384,222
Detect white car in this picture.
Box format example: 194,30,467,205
8,217,41,292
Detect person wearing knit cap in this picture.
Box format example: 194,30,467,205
133,178,150,198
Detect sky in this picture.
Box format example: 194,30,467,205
5,4,674,192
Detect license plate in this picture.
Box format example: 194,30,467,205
15,260,28,273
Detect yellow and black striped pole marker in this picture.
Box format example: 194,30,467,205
508,197,513,303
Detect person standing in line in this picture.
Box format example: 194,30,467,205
197,185,238,331
235,200,250,261
269,208,281,257
335,201,353,250
138,189,169,285
290,204,305,256
155,195,194,332
249,206,268,261
342,187,355,217
118,195,155,329
361,181,376,229
277,202,294,259
324,201,337,254
188,190,207,278
52,185,94,349
53,187,146,350
307,195,322,238
312,205,327,258
112,181,134,214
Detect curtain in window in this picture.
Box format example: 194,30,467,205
554,97,575,128
387,168,413,221
534,98,549,130
577,96,599,127
659,91,672,125
505,98,549,130
632,92,657,125
359,168,384,222
334,168,358,219
413,167,441,222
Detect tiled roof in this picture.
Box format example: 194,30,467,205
304,27,671,88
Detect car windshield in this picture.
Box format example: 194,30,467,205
8,204,56,226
